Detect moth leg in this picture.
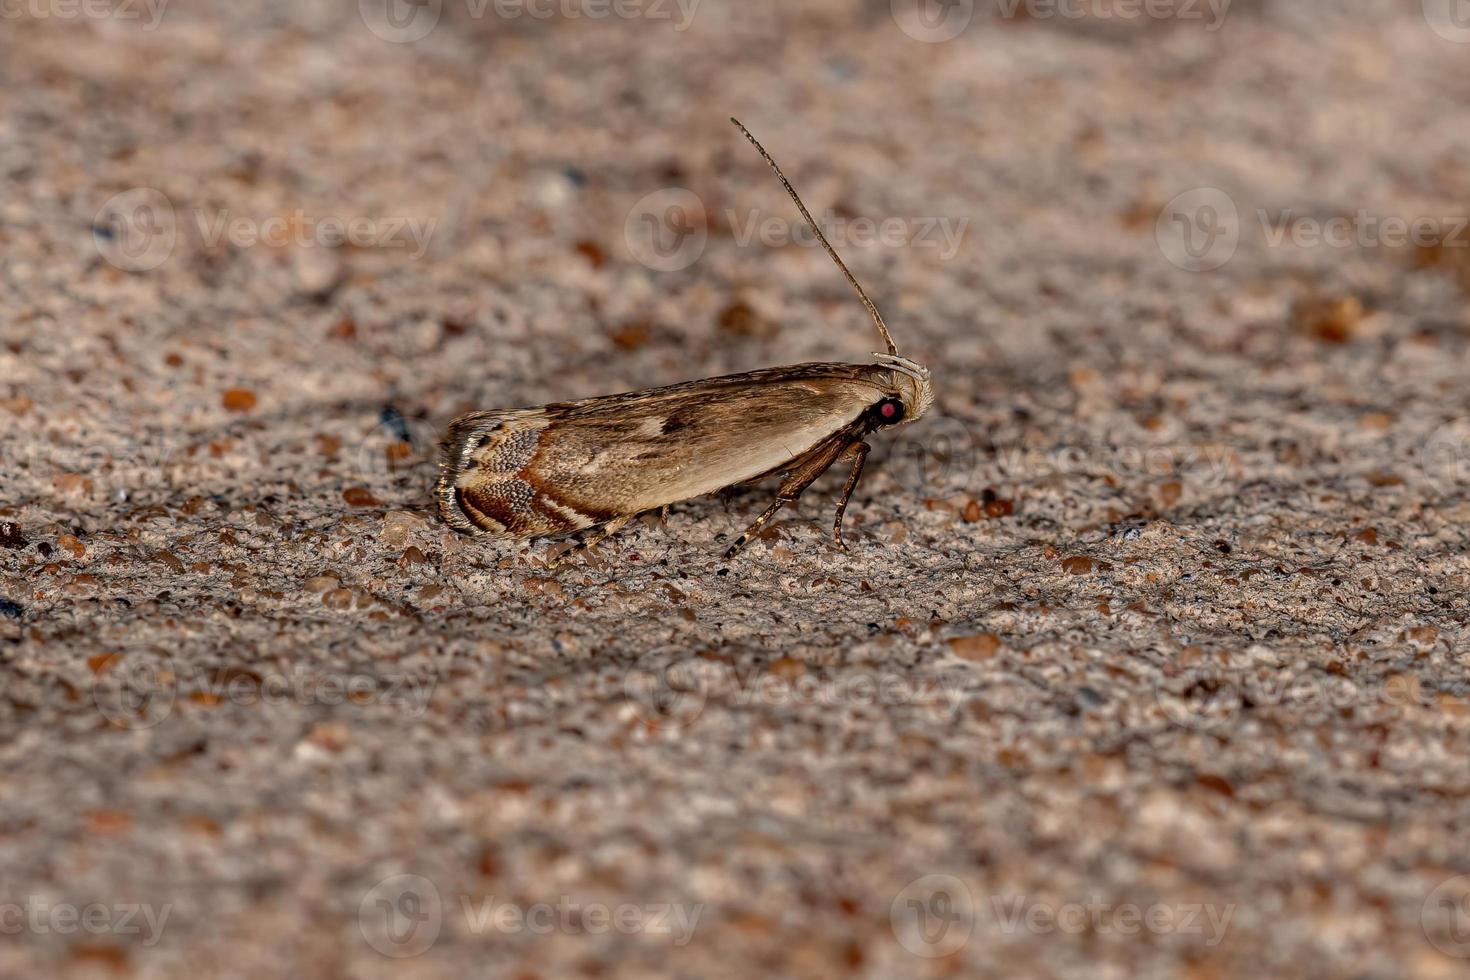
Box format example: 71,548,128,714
724,435,851,558
659,505,671,525
831,441,871,551
724,498,789,559
550,516,632,568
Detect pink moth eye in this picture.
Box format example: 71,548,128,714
880,401,899,419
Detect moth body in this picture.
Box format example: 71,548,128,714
437,355,933,549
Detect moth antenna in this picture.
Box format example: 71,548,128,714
729,117,900,357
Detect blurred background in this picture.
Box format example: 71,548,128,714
4,1,1470,977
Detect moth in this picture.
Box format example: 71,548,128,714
437,118,934,561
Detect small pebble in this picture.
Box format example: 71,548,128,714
343,488,380,507
948,634,1001,661
221,389,258,412
53,473,94,498
381,511,425,548
153,551,185,573
0,523,24,549
768,656,805,680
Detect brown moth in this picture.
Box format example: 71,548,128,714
437,118,934,560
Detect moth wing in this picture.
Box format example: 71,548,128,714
439,364,886,537
437,408,579,536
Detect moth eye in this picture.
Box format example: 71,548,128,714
878,399,904,423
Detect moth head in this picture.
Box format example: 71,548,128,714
869,353,933,427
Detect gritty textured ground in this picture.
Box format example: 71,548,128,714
4,1,1470,977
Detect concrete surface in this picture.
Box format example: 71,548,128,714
3,1,1470,976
